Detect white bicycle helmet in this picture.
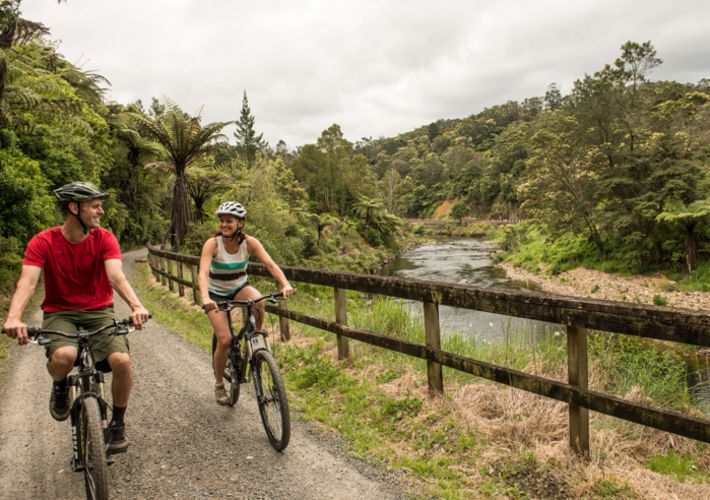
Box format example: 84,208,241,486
216,201,247,218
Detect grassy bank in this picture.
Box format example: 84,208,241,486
494,223,710,292
133,262,710,498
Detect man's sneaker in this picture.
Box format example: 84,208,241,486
108,421,128,454
49,380,70,421
215,383,229,406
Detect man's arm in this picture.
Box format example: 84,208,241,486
3,265,42,345
105,259,150,328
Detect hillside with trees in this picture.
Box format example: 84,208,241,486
1,0,708,294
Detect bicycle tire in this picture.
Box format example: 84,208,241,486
80,397,109,500
225,351,241,406
252,349,290,451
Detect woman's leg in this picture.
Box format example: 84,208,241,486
208,309,231,386
233,285,265,329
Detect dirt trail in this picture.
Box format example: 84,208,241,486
0,248,410,499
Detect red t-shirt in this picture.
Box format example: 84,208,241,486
23,227,122,312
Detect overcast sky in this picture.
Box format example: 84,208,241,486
21,0,710,148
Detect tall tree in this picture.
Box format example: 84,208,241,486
0,0,48,126
132,101,228,246
234,90,267,168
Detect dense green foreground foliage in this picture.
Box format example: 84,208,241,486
132,266,708,497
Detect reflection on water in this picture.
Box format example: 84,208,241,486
686,353,710,414
381,238,558,342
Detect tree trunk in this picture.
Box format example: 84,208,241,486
170,171,192,247
685,223,697,276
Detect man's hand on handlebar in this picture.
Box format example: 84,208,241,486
2,317,29,345
130,305,151,329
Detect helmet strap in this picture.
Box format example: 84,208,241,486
71,202,90,234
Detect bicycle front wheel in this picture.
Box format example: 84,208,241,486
80,397,109,500
224,351,241,406
252,350,290,451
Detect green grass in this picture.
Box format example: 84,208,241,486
134,266,214,350
668,261,710,292
648,449,710,482
589,333,690,411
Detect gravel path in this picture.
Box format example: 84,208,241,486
0,249,411,499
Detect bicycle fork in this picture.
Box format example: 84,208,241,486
68,373,112,471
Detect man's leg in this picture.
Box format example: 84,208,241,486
107,352,133,407
47,345,78,381
46,346,78,421
106,352,132,453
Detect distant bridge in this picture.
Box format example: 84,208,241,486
407,217,523,226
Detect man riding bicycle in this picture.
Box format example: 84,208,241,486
2,181,150,453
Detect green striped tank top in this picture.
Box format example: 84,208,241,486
208,236,249,296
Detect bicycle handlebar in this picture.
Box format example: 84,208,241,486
205,292,285,313
3,316,149,344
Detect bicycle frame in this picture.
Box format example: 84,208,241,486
219,294,281,378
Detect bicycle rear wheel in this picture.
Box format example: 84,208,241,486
252,350,290,451
80,397,109,500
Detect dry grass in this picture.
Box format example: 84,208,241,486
342,352,710,499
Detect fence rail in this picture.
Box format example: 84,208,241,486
146,246,710,455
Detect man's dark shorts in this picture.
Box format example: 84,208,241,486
42,307,129,363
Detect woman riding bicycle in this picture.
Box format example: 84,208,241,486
198,201,294,405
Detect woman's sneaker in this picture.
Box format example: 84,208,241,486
108,421,128,454
215,383,229,405
49,380,70,421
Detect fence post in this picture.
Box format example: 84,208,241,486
167,257,175,293
278,299,290,341
567,325,590,457
423,301,443,394
334,287,350,360
160,256,167,286
148,252,157,281
177,259,185,297
190,264,200,305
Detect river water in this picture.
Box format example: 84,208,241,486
381,237,710,412
380,238,559,342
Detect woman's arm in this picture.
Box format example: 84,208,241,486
199,238,218,310
247,236,295,298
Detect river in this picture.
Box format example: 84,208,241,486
380,238,559,342
381,237,710,412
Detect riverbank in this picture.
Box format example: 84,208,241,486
499,262,710,312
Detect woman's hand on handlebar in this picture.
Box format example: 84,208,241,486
2,317,29,345
202,298,218,313
280,284,295,300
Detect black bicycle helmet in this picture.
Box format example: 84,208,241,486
53,181,108,204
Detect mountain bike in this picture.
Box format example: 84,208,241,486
10,318,140,500
208,292,291,451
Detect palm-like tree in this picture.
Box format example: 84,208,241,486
187,165,229,222
0,0,49,125
131,102,228,246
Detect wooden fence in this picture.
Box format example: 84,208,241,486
146,246,710,457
